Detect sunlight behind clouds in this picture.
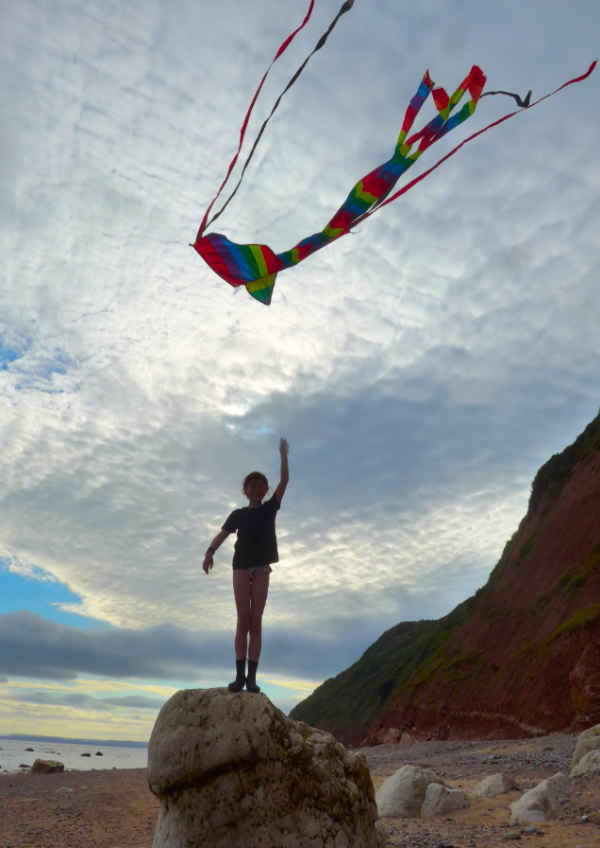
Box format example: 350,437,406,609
1,0,599,737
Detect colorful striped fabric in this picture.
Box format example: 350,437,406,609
193,7,596,311
194,66,486,304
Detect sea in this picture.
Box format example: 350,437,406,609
0,735,148,773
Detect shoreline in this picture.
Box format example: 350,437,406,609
1,734,599,848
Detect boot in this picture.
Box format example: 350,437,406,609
245,659,260,693
228,659,246,692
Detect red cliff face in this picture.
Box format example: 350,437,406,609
291,413,600,744
366,436,600,742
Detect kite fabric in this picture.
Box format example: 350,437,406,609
195,65,486,304
193,5,596,305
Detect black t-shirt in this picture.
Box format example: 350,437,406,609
222,492,280,569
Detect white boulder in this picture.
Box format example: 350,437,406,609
421,783,469,817
376,765,445,818
571,723,600,770
571,749,600,777
473,773,519,797
509,772,570,825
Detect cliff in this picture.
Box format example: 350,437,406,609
290,411,600,744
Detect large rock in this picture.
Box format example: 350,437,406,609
148,688,381,848
571,722,600,770
31,759,64,774
376,765,445,818
473,773,519,797
421,783,469,817
508,772,570,825
571,749,600,777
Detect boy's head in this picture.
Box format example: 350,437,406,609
243,471,269,499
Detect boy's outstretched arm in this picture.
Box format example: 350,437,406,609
275,437,289,504
203,528,231,574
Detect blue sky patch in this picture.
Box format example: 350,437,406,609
0,340,25,369
0,562,101,630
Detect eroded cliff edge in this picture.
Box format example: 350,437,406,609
291,412,600,744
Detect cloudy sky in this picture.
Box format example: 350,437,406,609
1,0,598,741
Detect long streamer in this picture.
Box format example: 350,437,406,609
196,1,317,238
359,60,597,225
197,1,354,238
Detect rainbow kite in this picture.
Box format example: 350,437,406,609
193,0,596,305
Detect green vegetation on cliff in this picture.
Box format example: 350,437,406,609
289,596,477,736
529,409,600,513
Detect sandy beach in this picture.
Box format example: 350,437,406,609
0,767,158,848
1,733,598,847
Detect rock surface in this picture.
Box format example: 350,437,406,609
570,748,600,777
420,782,469,817
509,772,570,824
571,722,600,770
472,773,519,797
375,765,445,818
31,759,64,774
148,688,381,848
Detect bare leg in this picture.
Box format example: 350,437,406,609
248,569,270,662
232,569,252,660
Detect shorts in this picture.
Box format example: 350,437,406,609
233,564,272,574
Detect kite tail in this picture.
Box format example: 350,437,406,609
194,60,596,305
356,59,597,228
274,68,439,271
276,66,486,269
401,65,486,153
195,67,488,304
195,1,317,241
196,0,354,240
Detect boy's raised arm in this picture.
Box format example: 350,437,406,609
275,437,289,504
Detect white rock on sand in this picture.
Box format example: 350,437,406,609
473,773,519,797
509,772,570,825
376,765,446,818
570,749,600,777
571,722,600,770
421,782,469,817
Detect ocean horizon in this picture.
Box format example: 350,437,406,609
0,734,148,773
1,732,148,747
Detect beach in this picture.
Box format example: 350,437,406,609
1,733,599,847
0,767,158,848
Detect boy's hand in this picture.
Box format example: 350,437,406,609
203,553,213,574
279,437,289,456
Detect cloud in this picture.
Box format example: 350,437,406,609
5,688,165,711
1,0,599,736
0,610,377,683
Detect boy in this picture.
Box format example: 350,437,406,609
203,437,289,692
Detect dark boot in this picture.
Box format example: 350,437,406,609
228,659,246,692
245,660,260,693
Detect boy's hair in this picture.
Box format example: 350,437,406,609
243,471,268,493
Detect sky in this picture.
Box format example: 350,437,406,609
1,0,598,742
